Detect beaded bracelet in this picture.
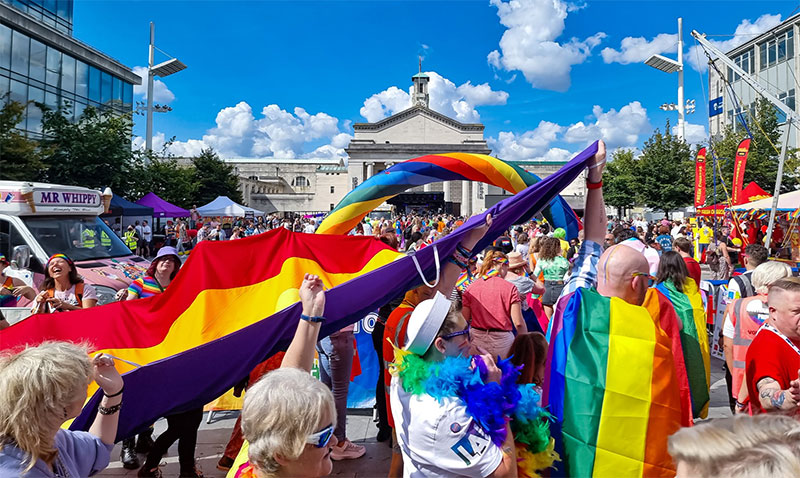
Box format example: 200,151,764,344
98,403,122,416
300,314,325,323
451,249,470,265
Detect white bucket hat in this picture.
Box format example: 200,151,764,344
403,291,452,355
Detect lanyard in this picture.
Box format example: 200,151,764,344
758,322,800,358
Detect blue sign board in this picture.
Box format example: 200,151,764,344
709,97,723,117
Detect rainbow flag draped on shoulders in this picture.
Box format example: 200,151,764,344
655,278,711,419
543,287,683,478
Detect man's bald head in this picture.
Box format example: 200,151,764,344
597,244,651,306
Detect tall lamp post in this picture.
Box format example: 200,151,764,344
145,22,187,153
645,17,685,141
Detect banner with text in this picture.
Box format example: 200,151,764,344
694,147,707,207
732,138,751,205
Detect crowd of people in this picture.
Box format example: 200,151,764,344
2,139,800,477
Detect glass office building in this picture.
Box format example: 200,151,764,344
0,0,140,138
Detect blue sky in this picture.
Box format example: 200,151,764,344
73,0,799,161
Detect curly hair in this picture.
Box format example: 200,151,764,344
0,342,92,472
537,236,562,261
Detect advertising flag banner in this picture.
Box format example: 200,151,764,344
732,139,752,205
694,148,707,207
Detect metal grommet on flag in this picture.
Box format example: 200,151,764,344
409,245,440,289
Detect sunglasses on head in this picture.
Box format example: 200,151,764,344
631,271,656,281
442,325,471,341
306,424,334,448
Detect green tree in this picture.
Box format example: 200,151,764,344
636,120,694,216
191,148,242,205
0,99,48,181
710,97,798,195
39,105,135,192
603,148,638,217
129,142,197,208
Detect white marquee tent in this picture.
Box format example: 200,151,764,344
197,196,265,217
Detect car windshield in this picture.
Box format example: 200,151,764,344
21,216,133,261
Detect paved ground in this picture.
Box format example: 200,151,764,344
98,265,731,478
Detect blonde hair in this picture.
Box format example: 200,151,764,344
752,261,793,294
0,341,91,472
478,250,507,277
669,414,800,477
242,368,336,476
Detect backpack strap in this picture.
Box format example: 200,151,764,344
75,282,84,308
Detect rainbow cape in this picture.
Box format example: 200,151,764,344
543,287,683,478
316,152,582,238
0,142,600,440
655,279,711,419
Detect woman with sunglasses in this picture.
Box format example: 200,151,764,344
234,274,336,478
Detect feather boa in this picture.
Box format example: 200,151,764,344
390,347,558,477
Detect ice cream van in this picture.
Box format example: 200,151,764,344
0,181,150,323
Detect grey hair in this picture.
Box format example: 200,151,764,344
241,368,336,476
669,414,800,477
751,261,793,295
0,342,92,472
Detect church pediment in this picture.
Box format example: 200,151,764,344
353,105,484,134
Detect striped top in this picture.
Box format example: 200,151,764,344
127,275,164,299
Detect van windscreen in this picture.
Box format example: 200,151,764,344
21,216,132,261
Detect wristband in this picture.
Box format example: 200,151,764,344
447,256,467,269
300,314,325,323
451,249,469,265
586,180,603,190
98,403,122,415
456,243,473,259
103,386,124,398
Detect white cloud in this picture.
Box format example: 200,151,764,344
359,71,508,123
489,101,652,161
132,66,176,104
672,122,707,146
687,14,782,72
601,33,677,64
487,0,606,91
562,101,651,149
134,101,351,160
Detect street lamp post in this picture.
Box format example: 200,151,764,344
646,17,685,141
145,22,187,153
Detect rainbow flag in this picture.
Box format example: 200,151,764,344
544,287,683,477
787,207,800,221
655,279,710,419
316,152,582,238
0,142,601,440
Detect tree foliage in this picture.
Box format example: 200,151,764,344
192,148,242,205
709,98,798,195
635,120,695,214
128,142,197,209
602,148,637,217
0,99,48,180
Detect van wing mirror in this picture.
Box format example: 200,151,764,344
11,245,31,270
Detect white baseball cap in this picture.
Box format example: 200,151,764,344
403,291,452,355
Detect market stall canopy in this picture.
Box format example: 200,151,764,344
102,195,154,217
696,182,771,216
197,196,265,217
136,192,190,218
730,189,800,212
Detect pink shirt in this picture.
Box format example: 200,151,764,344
462,277,520,331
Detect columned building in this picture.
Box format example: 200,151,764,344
346,72,491,216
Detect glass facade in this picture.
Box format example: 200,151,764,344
3,0,73,34
0,0,135,138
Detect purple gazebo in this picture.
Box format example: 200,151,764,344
136,193,190,218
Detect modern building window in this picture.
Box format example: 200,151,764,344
330,204,335,210
29,38,46,83
293,176,309,187
88,65,100,102
0,24,11,70
777,89,796,123
61,54,75,94
100,70,111,104
45,46,61,87
75,60,88,98
330,186,335,194
759,29,794,70
11,30,29,75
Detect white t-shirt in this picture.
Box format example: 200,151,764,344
47,283,98,312
142,225,152,241
363,222,373,236
303,223,316,234
390,376,503,478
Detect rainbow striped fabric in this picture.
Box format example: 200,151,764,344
787,207,800,220
0,142,600,440
127,276,163,299
655,279,710,419
316,152,581,238
544,287,684,477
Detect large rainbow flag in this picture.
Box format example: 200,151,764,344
316,152,581,238
0,142,600,440
544,287,683,477
655,279,711,419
